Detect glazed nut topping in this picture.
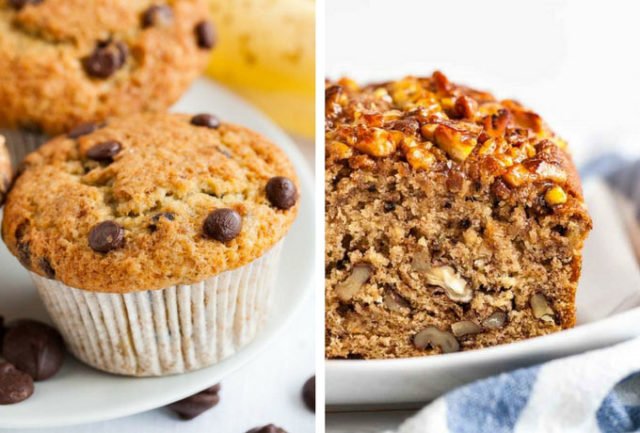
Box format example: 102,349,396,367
336,263,373,301
413,326,460,353
326,71,573,196
451,320,482,337
424,265,472,303
433,124,477,162
530,293,555,324
545,185,568,206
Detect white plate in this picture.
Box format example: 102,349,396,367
326,180,640,407
0,79,315,429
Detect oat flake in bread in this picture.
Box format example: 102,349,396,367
2,112,299,376
0,0,214,164
325,71,592,359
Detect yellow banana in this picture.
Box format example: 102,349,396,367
206,0,315,138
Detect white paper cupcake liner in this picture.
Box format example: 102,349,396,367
31,241,283,377
0,129,49,167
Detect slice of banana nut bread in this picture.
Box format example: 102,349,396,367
325,72,592,359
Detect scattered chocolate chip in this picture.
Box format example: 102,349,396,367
190,113,220,129
141,4,173,28
203,209,242,242
194,21,216,49
67,122,101,139
88,221,125,253
0,362,34,405
149,212,175,232
167,384,221,420
2,320,65,381
83,40,128,79
266,177,298,210
8,0,42,10
39,258,56,279
246,425,287,433
302,376,315,412
86,140,122,162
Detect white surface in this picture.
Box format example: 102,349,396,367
0,79,316,432
326,180,640,407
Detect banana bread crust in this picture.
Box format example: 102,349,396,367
325,72,592,359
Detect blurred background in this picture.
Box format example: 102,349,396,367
208,0,315,140
326,0,640,166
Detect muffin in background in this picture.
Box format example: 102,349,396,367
2,112,299,376
0,0,214,165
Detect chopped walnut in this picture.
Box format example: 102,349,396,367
325,71,573,194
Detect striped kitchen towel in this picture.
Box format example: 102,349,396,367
392,158,640,433
394,338,640,433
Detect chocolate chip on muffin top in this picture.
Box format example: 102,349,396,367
2,113,299,293
0,1,214,135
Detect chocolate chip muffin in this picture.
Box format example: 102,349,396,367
325,72,592,359
2,112,299,375
0,0,214,164
0,136,11,206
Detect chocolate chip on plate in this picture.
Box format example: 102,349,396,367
67,122,101,139
83,40,128,79
86,140,122,162
246,424,288,433
89,221,125,253
7,0,43,10
302,375,315,412
203,209,242,242
194,21,216,49
190,113,220,129
2,320,65,381
167,383,221,420
141,4,173,28
266,177,298,210
0,362,34,405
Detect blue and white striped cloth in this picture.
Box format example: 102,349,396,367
394,157,640,433
396,339,640,433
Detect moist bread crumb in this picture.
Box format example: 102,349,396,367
325,72,592,359
2,112,299,293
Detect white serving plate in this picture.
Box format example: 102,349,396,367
326,180,640,407
0,79,315,428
